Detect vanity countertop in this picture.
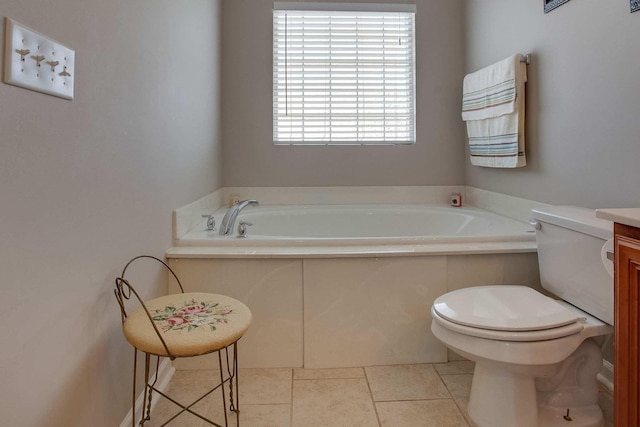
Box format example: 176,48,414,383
596,208,640,229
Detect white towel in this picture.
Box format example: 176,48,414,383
467,109,526,168
463,54,527,168
462,54,525,121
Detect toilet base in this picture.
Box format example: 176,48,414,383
538,405,604,427
468,363,605,427
468,363,539,427
467,339,605,427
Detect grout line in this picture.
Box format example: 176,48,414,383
237,403,291,406
289,368,294,427
301,259,305,371
374,397,460,403
363,367,382,427
434,365,474,426
434,366,454,400
291,370,366,381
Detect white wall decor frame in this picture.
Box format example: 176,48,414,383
544,0,571,13
3,17,75,100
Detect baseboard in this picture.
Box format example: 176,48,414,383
597,360,614,393
119,358,175,427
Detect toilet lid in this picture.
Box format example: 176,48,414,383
433,286,583,331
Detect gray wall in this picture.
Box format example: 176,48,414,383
0,0,222,425
465,0,640,208
221,0,466,187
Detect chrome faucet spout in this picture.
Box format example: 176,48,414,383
219,199,259,235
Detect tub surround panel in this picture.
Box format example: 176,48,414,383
167,258,304,368
165,254,541,369
220,186,466,207
166,241,537,259
466,187,548,223
173,189,224,242
447,253,541,293
303,257,449,368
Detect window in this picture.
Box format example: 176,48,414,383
273,2,416,145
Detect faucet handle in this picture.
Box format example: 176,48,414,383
237,221,253,238
201,214,216,231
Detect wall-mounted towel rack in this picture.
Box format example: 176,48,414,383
463,54,528,168
520,54,531,65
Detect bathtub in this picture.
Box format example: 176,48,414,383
166,203,540,369
177,204,535,249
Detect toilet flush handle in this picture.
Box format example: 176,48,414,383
529,219,541,230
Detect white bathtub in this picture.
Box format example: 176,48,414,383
167,203,540,369
177,204,535,248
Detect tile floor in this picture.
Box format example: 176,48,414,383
145,362,614,427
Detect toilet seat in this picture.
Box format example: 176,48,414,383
432,286,587,342
431,307,585,342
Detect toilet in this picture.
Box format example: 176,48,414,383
431,206,614,427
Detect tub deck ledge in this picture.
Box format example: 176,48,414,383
165,240,537,259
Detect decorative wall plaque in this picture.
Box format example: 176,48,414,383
544,0,571,13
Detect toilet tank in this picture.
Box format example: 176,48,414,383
531,206,613,325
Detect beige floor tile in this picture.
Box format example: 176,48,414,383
237,404,291,427
151,363,613,427
448,387,614,427
292,378,378,427
294,367,365,380
145,411,206,427
441,376,475,425
145,370,220,427
365,364,450,401
239,368,293,405
376,400,469,427
451,395,475,427
165,370,219,403
440,374,473,399
201,388,235,426
434,361,475,375
207,402,292,427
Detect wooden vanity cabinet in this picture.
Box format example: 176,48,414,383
615,223,640,426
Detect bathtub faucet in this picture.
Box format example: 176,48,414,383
219,199,259,236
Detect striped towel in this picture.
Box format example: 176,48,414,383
462,54,527,168
462,80,515,120
466,110,525,168
462,55,521,121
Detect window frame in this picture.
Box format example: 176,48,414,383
272,2,417,146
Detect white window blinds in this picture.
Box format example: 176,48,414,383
273,4,416,145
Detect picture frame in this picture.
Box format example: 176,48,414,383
632,0,640,13
544,0,571,13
